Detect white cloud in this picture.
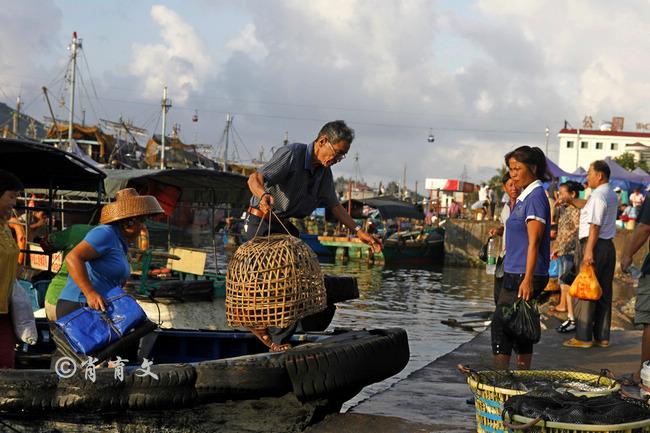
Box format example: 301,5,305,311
129,5,213,103
226,23,268,63
7,1,650,185
0,1,62,100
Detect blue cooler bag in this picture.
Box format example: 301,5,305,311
55,287,147,355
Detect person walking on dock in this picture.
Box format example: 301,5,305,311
492,146,550,370
562,161,617,349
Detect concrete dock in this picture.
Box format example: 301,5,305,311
307,317,643,433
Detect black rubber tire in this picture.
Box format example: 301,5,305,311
54,363,197,411
195,352,290,402
300,305,336,332
0,370,59,411
284,328,409,401
323,275,359,304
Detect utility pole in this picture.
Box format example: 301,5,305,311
160,86,172,169
12,96,21,136
575,128,581,171
544,126,550,156
283,131,289,146
402,164,407,200
68,31,82,150
223,113,232,171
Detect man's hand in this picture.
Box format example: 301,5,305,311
259,194,274,215
488,225,504,237
357,230,383,253
86,290,107,312
620,254,633,273
582,250,594,267
518,278,533,301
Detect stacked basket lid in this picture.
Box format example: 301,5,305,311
226,234,327,329
465,368,623,433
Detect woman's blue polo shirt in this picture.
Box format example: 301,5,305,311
58,224,131,303
504,180,551,276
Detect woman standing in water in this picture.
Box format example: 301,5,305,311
491,146,551,370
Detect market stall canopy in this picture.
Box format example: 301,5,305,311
633,167,650,178
546,157,575,179
572,167,587,176
103,168,251,216
604,157,649,190
0,138,105,192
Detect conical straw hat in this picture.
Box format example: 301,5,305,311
100,188,164,225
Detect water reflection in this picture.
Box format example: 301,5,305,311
322,262,495,410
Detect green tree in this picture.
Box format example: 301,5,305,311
614,152,636,170
385,181,400,196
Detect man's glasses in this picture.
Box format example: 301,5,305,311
326,141,347,161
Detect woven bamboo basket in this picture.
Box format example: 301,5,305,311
467,370,619,433
226,234,326,328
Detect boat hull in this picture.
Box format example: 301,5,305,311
8,322,409,425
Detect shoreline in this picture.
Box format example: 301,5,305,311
308,290,644,433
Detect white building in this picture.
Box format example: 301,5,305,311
558,127,650,172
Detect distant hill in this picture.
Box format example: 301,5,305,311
0,101,47,139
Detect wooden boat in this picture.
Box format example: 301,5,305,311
381,227,445,265
316,197,445,266
2,319,409,432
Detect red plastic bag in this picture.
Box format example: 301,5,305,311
569,264,602,301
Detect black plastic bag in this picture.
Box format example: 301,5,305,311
478,238,491,262
501,299,541,343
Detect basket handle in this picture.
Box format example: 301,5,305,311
502,416,542,430
252,208,294,239
456,364,480,383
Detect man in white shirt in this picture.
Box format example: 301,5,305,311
561,160,617,348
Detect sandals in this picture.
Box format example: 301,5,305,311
563,338,593,348
248,328,292,352
556,319,576,333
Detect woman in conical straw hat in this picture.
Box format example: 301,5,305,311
55,188,164,319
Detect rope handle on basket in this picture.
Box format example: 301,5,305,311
502,416,542,430
252,208,293,239
456,364,480,382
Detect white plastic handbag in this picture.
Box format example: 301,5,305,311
11,280,37,345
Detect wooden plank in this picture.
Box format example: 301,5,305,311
167,247,207,275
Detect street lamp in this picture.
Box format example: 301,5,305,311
544,126,550,155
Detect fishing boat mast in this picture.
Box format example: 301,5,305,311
223,113,232,171
67,32,81,150
160,86,172,169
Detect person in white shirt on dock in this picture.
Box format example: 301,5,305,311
560,160,618,349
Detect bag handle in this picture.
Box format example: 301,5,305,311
502,416,542,430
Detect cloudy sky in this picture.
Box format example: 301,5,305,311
1,0,649,187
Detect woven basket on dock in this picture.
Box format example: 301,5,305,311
467,370,619,433
226,234,326,328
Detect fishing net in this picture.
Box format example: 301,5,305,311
471,369,618,395
504,388,650,424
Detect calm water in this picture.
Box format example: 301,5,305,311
319,262,495,409
204,250,495,410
